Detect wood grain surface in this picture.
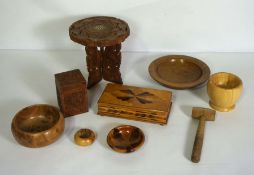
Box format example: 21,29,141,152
55,69,88,117
207,72,243,112
11,104,65,148
98,83,172,125
107,125,145,153
69,16,129,47
191,107,216,163
149,55,210,89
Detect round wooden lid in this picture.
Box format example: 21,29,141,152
69,16,130,47
149,55,211,89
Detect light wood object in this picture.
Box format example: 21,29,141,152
11,104,65,148
97,83,172,125
149,55,210,89
107,125,145,153
207,72,243,112
74,129,96,147
191,107,216,163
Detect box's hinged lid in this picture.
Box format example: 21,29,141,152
98,83,172,112
55,69,86,89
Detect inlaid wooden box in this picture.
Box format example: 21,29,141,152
55,69,88,117
98,83,172,125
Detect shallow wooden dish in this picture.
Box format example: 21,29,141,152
11,104,65,148
149,55,210,89
107,125,145,153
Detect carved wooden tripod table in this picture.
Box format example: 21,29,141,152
69,16,130,88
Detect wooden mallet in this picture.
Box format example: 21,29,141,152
191,107,216,163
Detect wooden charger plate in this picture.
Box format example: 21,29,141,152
149,55,210,89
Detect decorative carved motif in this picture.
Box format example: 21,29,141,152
55,69,88,117
64,92,86,114
103,44,122,84
112,89,154,104
86,44,123,88
69,16,130,47
86,46,102,88
69,16,130,88
98,84,172,125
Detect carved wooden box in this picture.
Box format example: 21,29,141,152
98,83,172,125
55,69,88,117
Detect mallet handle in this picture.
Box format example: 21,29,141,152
191,116,206,163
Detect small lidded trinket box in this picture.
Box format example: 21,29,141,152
98,83,172,125
55,69,88,117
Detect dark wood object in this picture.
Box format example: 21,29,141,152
74,129,96,146
98,83,172,125
55,69,88,117
149,55,211,89
107,125,145,153
69,16,130,88
11,104,64,148
191,107,216,163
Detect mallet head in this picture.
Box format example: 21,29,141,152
192,107,216,121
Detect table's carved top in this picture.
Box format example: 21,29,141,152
69,16,130,47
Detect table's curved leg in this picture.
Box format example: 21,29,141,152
102,44,123,84
85,46,102,88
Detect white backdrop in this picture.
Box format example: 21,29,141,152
1,0,254,52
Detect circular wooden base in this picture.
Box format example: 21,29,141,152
209,101,235,112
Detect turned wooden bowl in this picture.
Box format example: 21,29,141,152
11,104,65,148
107,125,145,153
207,72,243,112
